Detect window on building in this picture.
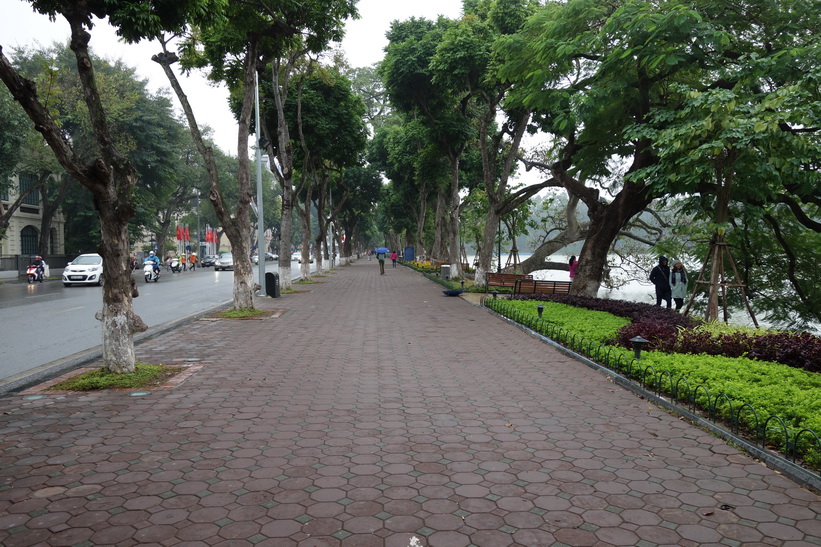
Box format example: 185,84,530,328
21,225,39,256
19,173,40,206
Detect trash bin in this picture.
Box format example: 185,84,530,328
265,272,280,298
440,265,451,280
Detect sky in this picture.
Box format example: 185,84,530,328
0,0,464,156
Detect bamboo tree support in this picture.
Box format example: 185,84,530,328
504,240,521,272
682,232,759,327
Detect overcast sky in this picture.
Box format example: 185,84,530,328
1,0,463,155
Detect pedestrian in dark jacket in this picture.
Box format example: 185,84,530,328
649,256,672,308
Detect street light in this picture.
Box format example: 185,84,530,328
254,71,265,296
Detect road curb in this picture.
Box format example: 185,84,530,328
0,299,232,397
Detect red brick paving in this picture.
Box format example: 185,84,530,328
1,260,819,546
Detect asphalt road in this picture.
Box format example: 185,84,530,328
0,260,310,388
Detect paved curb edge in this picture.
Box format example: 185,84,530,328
0,299,233,397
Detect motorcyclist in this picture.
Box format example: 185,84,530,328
144,251,161,275
31,255,45,282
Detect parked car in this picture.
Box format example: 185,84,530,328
62,253,104,286
252,252,278,264
214,252,234,271
201,254,218,268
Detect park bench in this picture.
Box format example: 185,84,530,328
513,279,572,296
485,272,532,292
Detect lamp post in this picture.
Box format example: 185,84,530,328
629,336,649,360
537,304,544,319
195,192,202,258
497,217,501,273
254,71,265,296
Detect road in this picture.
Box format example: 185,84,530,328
0,260,309,384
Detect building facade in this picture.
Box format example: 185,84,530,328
1,173,66,257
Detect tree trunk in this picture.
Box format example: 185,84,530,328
571,182,652,297
298,199,312,280
448,156,462,278
152,44,255,309
474,203,500,288
2,23,145,374
431,187,447,261
278,185,295,288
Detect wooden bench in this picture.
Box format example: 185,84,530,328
513,279,572,296
485,272,533,292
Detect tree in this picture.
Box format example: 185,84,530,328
382,15,474,273
499,0,820,308
285,66,368,278
434,0,544,286
0,0,221,373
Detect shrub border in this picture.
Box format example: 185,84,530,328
482,296,821,493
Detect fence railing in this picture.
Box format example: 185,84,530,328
483,297,821,478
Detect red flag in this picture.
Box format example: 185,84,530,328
185,226,190,241
176,226,182,241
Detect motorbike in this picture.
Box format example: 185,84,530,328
143,262,160,283
26,264,44,284
169,258,182,273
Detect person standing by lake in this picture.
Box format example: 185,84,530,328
649,256,672,308
669,261,687,311
568,255,578,279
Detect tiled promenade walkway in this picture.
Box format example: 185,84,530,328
1,260,819,546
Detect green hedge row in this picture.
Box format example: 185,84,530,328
487,298,821,470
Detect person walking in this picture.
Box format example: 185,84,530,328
390,251,398,268
189,253,198,271
649,256,672,308
669,261,687,311
376,249,387,274
180,253,188,271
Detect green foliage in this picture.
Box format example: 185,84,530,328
49,364,178,390
487,298,821,468
502,299,630,343
690,321,776,339
0,88,28,185
214,308,271,318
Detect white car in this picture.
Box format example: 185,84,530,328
214,252,234,271
62,253,104,286
253,252,278,264
291,251,313,264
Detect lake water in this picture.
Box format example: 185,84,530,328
474,253,654,303
473,253,777,329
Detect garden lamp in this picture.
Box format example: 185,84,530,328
629,336,649,360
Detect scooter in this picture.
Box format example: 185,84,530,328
143,262,160,283
169,258,182,273
26,264,44,284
